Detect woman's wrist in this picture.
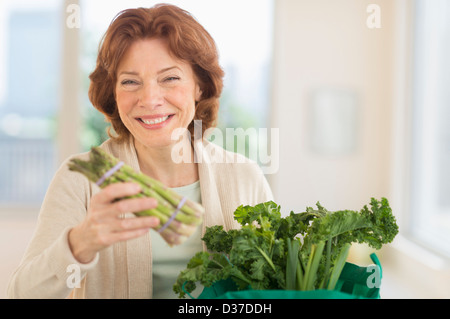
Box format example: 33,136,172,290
68,226,97,264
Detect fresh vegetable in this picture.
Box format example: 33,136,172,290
173,198,398,298
68,147,204,246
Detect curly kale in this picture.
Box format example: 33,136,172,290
173,198,399,298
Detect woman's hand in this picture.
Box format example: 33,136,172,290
68,182,160,264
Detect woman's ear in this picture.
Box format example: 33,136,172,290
195,84,202,102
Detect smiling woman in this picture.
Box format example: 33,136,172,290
6,3,273,299
80,0,274,155
89,5,224,145
114,39,201,152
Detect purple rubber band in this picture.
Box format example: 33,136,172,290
158,196,188,233
96,161,124,186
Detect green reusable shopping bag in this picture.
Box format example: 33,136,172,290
192,253,382,299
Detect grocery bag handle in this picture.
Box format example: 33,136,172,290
370,253,382,279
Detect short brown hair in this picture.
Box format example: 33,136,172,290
88,4,224,142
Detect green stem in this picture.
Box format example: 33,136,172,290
255,246,276,272
68,147,204,232
319,236,332,289
327,243,351,290
302,241,325,291
107,169,202,225
296,257,303,290
286,238,299,290
119,164,202,216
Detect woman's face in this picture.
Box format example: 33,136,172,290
115,37,201,149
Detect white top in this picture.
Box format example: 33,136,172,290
151,180,203,298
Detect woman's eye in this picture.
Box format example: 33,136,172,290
164,76,180,82
121,80,138,86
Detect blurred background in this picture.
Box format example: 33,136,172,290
0,0,449,298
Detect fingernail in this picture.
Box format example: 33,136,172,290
151,216,160,226
146,198,157,206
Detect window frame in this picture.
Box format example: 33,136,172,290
408,0,450,258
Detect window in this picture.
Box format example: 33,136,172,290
0,0,61,206
410,0,450,257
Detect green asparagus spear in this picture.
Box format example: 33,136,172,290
68,147,204,246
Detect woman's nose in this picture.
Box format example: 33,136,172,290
139,82,163,108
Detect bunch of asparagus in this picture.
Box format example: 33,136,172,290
68,147,204,246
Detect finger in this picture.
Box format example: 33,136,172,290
114,216,160,232
109,228,152,243
110,197,158,217
94,183,142,205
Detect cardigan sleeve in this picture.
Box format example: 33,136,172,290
7,154,99,299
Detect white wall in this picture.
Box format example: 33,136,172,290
269,0,394,214
269,0,450,298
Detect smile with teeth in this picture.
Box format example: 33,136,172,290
139,115,171,125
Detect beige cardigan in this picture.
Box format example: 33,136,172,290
7,137,273,299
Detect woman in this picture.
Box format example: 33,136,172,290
7,4,273,299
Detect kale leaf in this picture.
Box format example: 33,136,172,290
173,197,399,298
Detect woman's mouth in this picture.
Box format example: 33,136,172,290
137,114,174,129
140,115,170,125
